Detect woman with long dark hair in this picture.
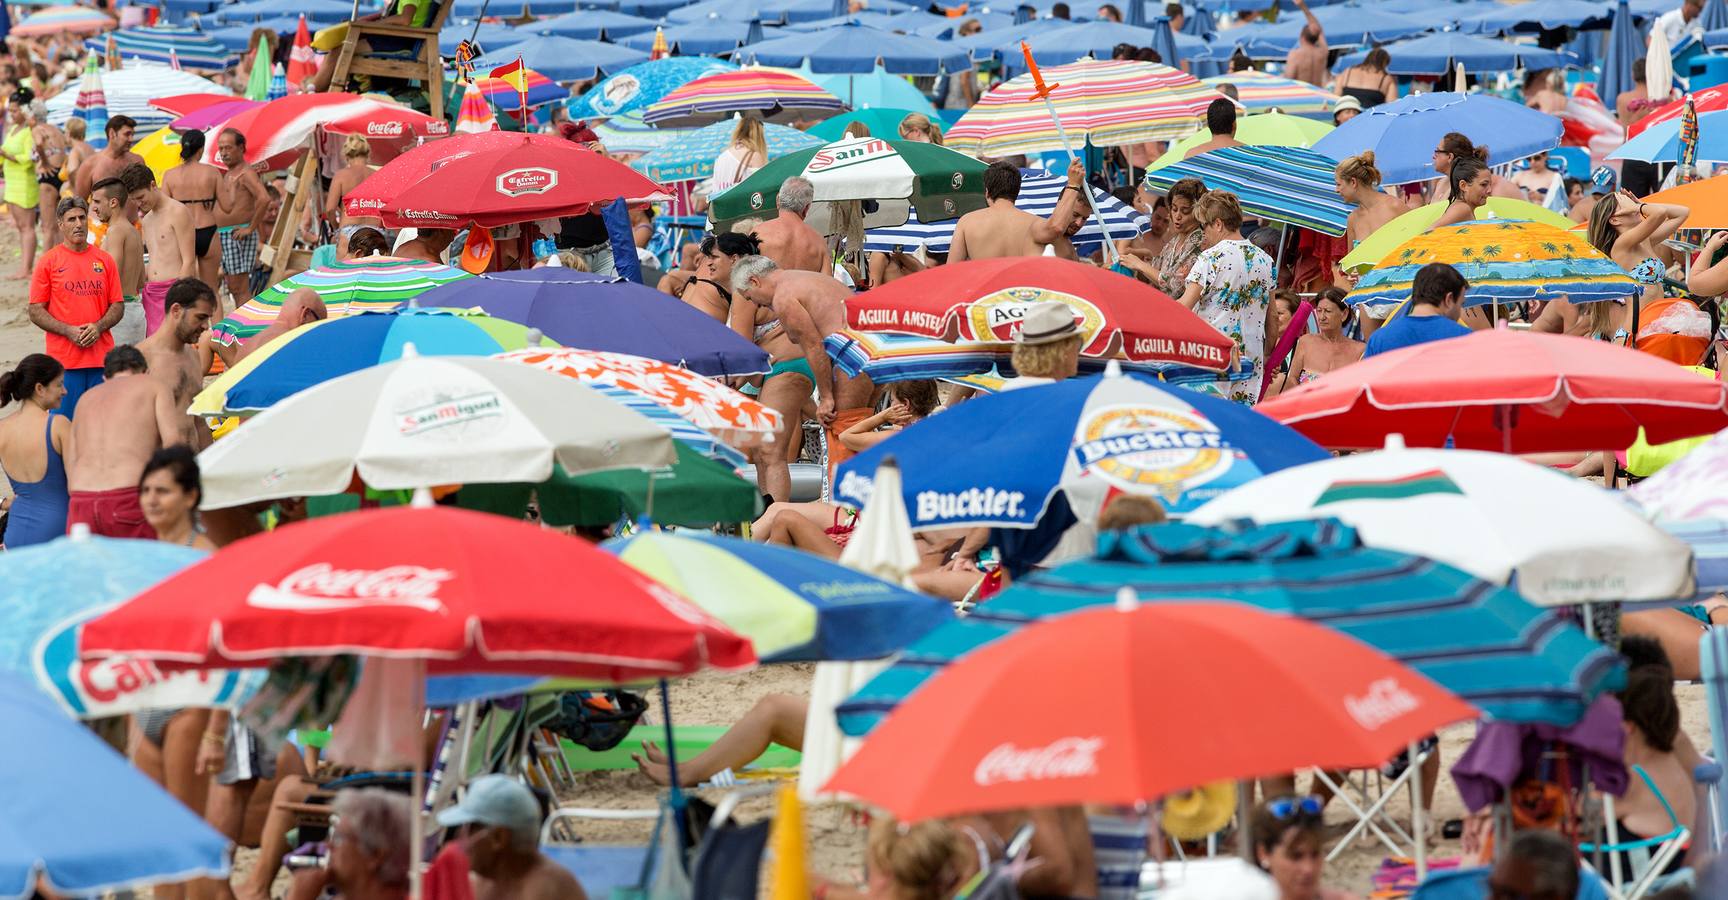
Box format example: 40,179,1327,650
0,353,69,548
163,127,225,291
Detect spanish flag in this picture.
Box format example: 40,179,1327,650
489,56,530,122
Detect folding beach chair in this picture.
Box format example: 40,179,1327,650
1579,766,1692,899
543,785,777,900
1701,627,1728,851
1314,738,1439,874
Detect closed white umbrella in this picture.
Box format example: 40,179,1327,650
1648,26,1675,104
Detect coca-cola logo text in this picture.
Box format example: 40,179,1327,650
974,737,1103,786
246,563,454,614
365,121,405,136
1344,678,1421,731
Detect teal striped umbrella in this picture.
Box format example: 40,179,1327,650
1143,144,1351,237
837,519,1624,735
631,119,824,183
209,257,475,349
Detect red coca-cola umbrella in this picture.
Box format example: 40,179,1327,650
841,256,1234,371
1629,83,1728,138
823,597,1473,821
203,93,450,171
1255,328,1728,452
343,131,670,229
78,504,755,682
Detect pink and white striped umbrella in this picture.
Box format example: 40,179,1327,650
201,92,450,170
945,59,1216,158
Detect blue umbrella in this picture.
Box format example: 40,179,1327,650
82,26,236,71
592,111,679,153
782,10,913,30
954,17,1067,57
470,35,648,83
569,57,738,120
761,0,914,23
617,19,767,54
1706,0,1728,33
1144,145,1351,236
0,671,234,896
1610,109,1728,163
419,269,773,377
211,18,303,53
806,67,941,114
738,21,973,74
633,119,824,182
1180,1,1225,76
1146,16,1180,65
210,0,361,24
1240,5,1429,53
616,0,696,19
1311,91,1563,185
1455,0,1616,35
439,21,529,57
1000,20,1207,72
667,0,771,23
1329,32,1576,76
909,9,1018,34
1600,0,1639,113
835,519,1626,736
535,9,660,39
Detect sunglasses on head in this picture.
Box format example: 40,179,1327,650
1266,795,1324,821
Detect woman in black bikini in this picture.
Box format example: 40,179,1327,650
1333,47,1396,109
29,101,64,252
676,232,760,323
162,128,223,293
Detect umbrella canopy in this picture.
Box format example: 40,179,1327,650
470,35,649,83
761,0,915,23
834,370,1328,530
1338,198,1577,274
1632,428,1728,522
1201,71,1335,117
1330,32,1574,76
1612,109,1728,163
465,70,568,112
617,19,767,55
633,119,823,182
996,21,1208,72
1311,91,1563,185
73,55,110,151
343,131,670,229
1257,329,1728,452
607,532,953,662
1457,0,1616,34
840,520,1618,743
643,69,844,127
826,329,1227,384
1242,4,1429,53
209,257,474,350
737,21,972,74
147,92,236,117
13,4,112,35
1148,112,1333,168
806,68,942,116
825,597,1475,821
709,136,988,234
1190,445,1695,606
863,168,1147,259
1143,145,1350,236
201,93,450,169
808,108,940,141
1637,177,1728,229
568,57,738,120
171,97,262,131
592,111,676,153
415,268,771,377
1599,0,1640,113
86,25,236,71
46,61,228,133
1708,0,1728,31
79,506,753,680
1630,84,1728,139
534,9,659,39
459,439,759,527
454,79,499,133
0,672,233,897
946,59,1217,157
843,256,1234,370
1344,219,1639,310
135,125,186,182
438,21,528,56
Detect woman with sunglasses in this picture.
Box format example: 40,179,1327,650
676,232,761,323
1253,797,1360,899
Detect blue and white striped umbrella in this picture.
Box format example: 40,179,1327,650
83,26,236,72
632,119,824,182
46,60,228,133
836,518,1626,736
1144,145,1351,237
864,169,1148,257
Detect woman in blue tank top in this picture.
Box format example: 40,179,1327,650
0,353,70,548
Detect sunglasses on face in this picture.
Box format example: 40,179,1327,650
1266,795,1324,821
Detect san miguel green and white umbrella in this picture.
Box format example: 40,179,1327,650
708,135,987,235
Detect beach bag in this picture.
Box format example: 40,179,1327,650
549,690,648,752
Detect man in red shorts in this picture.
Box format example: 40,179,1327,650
65,346,183,538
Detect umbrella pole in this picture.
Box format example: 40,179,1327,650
659,678,692,863
1018,43,1119,266
1236,778,1254,863
1409,740,1427,881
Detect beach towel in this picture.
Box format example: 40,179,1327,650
825,407,875,481
141,279,173,336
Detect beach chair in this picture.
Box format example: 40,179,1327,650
543,785,777,900
1701,627,1728,851
1579,766,1694,899
1314,738,1439,872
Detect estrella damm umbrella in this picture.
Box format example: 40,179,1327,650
1345,219,1639,311
208,257,475,349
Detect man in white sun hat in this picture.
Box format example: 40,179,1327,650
436,774,587,900
1000,300,1085,392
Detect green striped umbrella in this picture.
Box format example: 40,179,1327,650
210,257,475,349
458,442,760,527
709,135,987,235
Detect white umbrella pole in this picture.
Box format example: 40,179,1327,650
1409,740,1427,880
1019,42,1120,266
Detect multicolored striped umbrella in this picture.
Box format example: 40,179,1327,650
455,79,499,133
632,119,823,182
1200,71,1337,117
82,26,236,72
642,69,843,127
1338,198,1577,274
1147,111,1333,168
467,69,566,111
568,57,736,120
1144,145,1351,237
73,56,109,151
1345,219,1640,310
208,257,474,349
824,329,1215,384
14,4,114,36
863,168,1147,259
709,135,987,233
945,59,1216,157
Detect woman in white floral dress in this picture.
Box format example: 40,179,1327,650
1177,190,1276,405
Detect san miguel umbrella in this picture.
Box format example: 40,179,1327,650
708,136,988,234
632,119,823,183
946,58,1218,157
1255,329,1728,452
1337,198,1576,274
1311,91,1563,186
642,69,844,127
1201,71,1336,117
863,169,1148,260
825,597,1476,821
736,21,973,75
208,257,474,351
567,57,736,120
841,256,1235,371
1143,145,1351,236
1344,220,1639,312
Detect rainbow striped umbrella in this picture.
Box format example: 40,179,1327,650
454,79,499,133
14,4,113,36
945,59,1216,157
1345,220,1640,312
467,69,566,111
632,119,822,182
74,56,109,151
208,257,475,349
1200,71,1335,118
642,68,843,127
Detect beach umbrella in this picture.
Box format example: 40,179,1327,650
420,268,771,377
1344,219,1640,312
993,21,1208,72
1707,0,1728,32
834,370,1327,536
1144,145,1351,236
498,347,784,449
737,21,972,75
616,0,695,17
781,10,917,31
208,258,473,351
1241,4,1429,53
592,111,677,154
632,119,823,182
1457,0,1615,35
1338,198,1577,274
79,504,750,680
606,532,953,662
1637,176,1728,228
534,9,659,39
1147,112,1334,168
761,0,914,23
73,55,110,151
170,97,260,132
1256,329,1728,452
199,92,450,170
147,92,236,117
1329,32,1574,76
459,438,759,527
643,69,844,127
0,671,233,897
617,18,765,55
193,308,553,415
946,59,1217,157
808,108,941,141
1191,444,1694,607
805,67,941,116
844,256,1234,370
863,168,1147,259
825,598,1475,821
824,329,1210,384
708,136,988,234
470,35,649,84
211,0,360,24
1311,91,1563,185
341,131,670,229
211,18,307,54
134,125,185,182
839,519,1619,747
1200,71,1335,117
664,0,773,24
286,15,316,89
267,63,288,100
83,25,235,71
454,78,499,133
13,4,113,36
465,70,567,113
1632,429,1728,523
1630,83,1728,137
1610,107,1728,164
569,62,740,122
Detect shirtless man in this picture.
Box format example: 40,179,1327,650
72,115,144,203
161,129,224,293
949,159,1086,262
136,278,216,447
751,177,828,273
1281,0,1328,87
436,775,588,900
396,227,455,264
64,345,182,539
92,177,145,346
122,162,199,339
215,127,271,305
235,288,326,363
732,256,878,490
1182,98,1245,160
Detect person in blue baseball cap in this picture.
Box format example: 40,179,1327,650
438,774,587,900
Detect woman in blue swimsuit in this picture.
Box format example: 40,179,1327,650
0,354,69,549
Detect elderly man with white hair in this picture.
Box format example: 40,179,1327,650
438,774,587,900
288,788,413,900
750,176,829,273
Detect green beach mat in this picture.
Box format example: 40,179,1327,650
562,724,801,772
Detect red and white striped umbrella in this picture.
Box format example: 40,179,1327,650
946,59,1216,158
203,92,450,170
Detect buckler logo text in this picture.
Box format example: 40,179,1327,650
974,737,1103,786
